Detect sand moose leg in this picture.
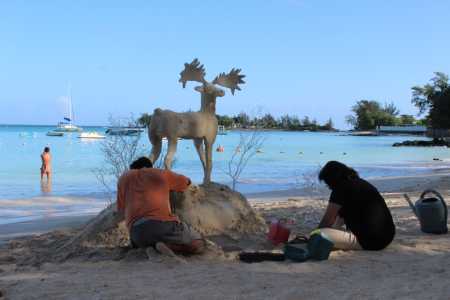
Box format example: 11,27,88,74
203,138,213,184
149,136,162,165
164,138,178,169
194,138,207,175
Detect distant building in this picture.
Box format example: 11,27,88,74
426,128,450,139
376,125,427,135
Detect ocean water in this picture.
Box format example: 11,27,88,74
1,124,450,225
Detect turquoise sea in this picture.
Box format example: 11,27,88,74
1,124,450,225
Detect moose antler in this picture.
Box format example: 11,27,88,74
179,58,206,88
212,68,246,95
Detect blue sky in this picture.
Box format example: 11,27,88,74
1,0,449,128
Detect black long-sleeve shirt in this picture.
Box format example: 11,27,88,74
329,178,396,250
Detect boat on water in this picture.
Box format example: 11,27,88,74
162,137,182,141
46,131,64,137
105,127,144,136
78,132,106,139
54,84,82,132
217,125,228,135
55,122,82,132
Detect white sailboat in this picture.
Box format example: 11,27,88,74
55,84,82,132
78,132,105,139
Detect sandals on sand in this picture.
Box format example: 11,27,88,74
288,235,309,244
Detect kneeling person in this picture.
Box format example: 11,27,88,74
316,161,395,251
117,157,205,255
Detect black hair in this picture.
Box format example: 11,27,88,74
44,147,50,152
318,161,359,189
130,157,153,170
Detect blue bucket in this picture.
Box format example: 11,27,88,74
307,233,334,260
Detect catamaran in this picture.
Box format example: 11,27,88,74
54,84,82,132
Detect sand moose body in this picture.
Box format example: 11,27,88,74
148,59,245,184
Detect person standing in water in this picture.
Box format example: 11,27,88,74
40,146,52,181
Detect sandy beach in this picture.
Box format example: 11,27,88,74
0,173,449,300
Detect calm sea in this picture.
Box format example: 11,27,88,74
1,124,449,225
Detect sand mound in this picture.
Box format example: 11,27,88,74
171,183,267,236
4,183,267,266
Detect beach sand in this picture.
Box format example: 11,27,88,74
0,173,449,300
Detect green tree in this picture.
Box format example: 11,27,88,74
412,72,450,129
347,100,399,130
137,113,152,127
260,113,278,128
289,115,301,130
279,114,291,129
323,118,334,130
217,115,234,128
234,112,251,127
383,102,400,116
416,118,428,126
301,116,311,127
398,114,416,125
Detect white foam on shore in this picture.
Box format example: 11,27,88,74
0,196,108,226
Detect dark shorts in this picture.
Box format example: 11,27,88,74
130,219,202,248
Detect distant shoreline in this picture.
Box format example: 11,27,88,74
1,123,341,132
0,123,109,128
0,124,434,137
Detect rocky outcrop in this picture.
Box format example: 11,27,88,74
393,139,449,147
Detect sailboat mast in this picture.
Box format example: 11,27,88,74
67,82,73,124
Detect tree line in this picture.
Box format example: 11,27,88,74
217,113,335,131
138,112,336,131
347,72,450,131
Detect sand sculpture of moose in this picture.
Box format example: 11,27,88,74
148,59,245,184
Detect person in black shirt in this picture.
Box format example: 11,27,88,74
316,161,395,250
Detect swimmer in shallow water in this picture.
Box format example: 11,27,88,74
40,146,52,181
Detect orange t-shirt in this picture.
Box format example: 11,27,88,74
117,168,190,230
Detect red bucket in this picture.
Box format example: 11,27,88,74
268,219,291,245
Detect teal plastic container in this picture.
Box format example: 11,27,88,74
307,233,334,260
284,244,309,262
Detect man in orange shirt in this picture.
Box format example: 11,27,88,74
117,157,205,255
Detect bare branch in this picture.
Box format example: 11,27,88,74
223,130,265,190
92,115,146,204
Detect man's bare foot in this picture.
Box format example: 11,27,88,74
155,242,176,257
155,242,187,263
145,247,158,260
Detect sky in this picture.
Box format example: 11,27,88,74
1,0,450,129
